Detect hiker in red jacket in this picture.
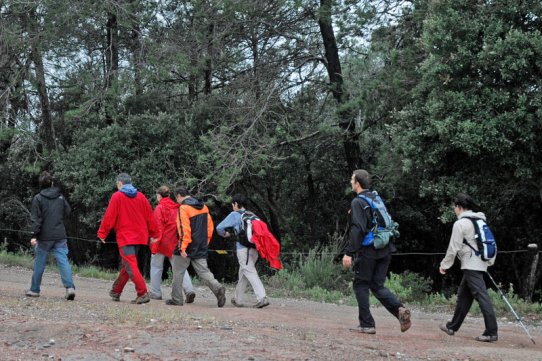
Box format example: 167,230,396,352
149,185,196,302
98,173,159,304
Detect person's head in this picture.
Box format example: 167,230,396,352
231,193,247,211
116,173,132,190
156,185,170,201
39,171,53,189
453,193,479,215
351,169,371,194
174,186,190,203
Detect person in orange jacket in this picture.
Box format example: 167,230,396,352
165,186,225,307
98,173,159,304
150,185,196,302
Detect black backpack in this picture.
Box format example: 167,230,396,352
235,211,258,249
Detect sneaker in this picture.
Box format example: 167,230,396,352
109,290,120,302
25,290,40,297
165,299,183,306
149,293,162,300
253,297,270,309
475,335,498,342
215,287,226,308
439,323,455,336
185,292,196,304
398,306,411,332
65,288,76,301
231,298,245,308
349,326,376,334
131,293,150,304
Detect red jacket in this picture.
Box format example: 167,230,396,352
251,219,282,270
151,197,180,257
97,190,159,247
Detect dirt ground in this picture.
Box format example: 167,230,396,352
1,264,541,361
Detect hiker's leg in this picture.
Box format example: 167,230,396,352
353,255,376,328
243,248,266,301
150,253,165,298
234,248,250,302
447,273,474,332
120,245,147,297
370,254,402,318
51,239,75,289
30,241,53,293
191,258,222,294
170,255,189,304
468,271,498,337
182,271,195,295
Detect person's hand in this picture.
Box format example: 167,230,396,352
181,250,188,258
342,255,352,268
30,238,37,246
439,267,447,275
99,238,106,244
150,237,158,244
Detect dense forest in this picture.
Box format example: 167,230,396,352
1,0,541,301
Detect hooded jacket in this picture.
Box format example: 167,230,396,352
440,210,496,272
97,186,159,247
175,197,214,259
152,197,180,257
31,187,71,241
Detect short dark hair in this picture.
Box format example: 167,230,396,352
174,186,189,197
156,185,170,197
232,193,248,208
353,169,371,189
39,171,53,189
117,173,132,185
453,193,479,212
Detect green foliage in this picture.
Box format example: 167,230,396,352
384,271,433,304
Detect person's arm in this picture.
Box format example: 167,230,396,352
97,194,118,242
63,196,71,217
177,206,192,256
346,198,370,256
30,195,41,244
439,221,464,274
216,212,241,237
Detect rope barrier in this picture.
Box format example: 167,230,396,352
1,228,540,256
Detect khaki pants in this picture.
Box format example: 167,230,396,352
234,247,266,303
171,255,222,304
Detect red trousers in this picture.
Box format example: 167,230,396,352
111,245,147,297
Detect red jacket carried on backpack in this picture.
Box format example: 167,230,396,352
251,219,282,270
152,197,180,257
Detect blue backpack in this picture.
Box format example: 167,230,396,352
358,192,399,249
462,217,497,261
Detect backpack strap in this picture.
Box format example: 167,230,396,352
357,194,379,230
462,217,481,256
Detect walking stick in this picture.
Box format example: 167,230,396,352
486,272,536,344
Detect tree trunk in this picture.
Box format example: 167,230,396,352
318,0,361,171
128,4,143,96
105,11,119,124
204,22,214,95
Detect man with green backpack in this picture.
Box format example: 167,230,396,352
342,169,411,335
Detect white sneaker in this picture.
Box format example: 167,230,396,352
65,288,75,301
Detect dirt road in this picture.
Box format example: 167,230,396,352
1,264,541,361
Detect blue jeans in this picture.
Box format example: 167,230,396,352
30,239,75,293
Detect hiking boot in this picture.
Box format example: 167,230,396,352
349,326,376,334
253,297,270,309
65,288,76,301
109,290,120,302
131,293,150,304
231,298,245,308
149,293,162,300
185,292,196,304
398,306,411,332
215,287,226,308
439,323,455,336
475,335,498,342
165,299,183,306
25,290,40,298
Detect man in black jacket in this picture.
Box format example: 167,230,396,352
342,169,410,334
26,171,76,300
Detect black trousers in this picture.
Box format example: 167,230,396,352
353,253,402,328
447,269,498,336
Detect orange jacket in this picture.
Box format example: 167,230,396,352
175,197,214,259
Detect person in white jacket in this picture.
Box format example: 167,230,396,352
439,193,498,342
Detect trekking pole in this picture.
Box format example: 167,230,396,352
486,272,536,344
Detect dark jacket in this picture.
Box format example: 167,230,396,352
345,190,395,259
174,197,214,259
31,187,71,241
